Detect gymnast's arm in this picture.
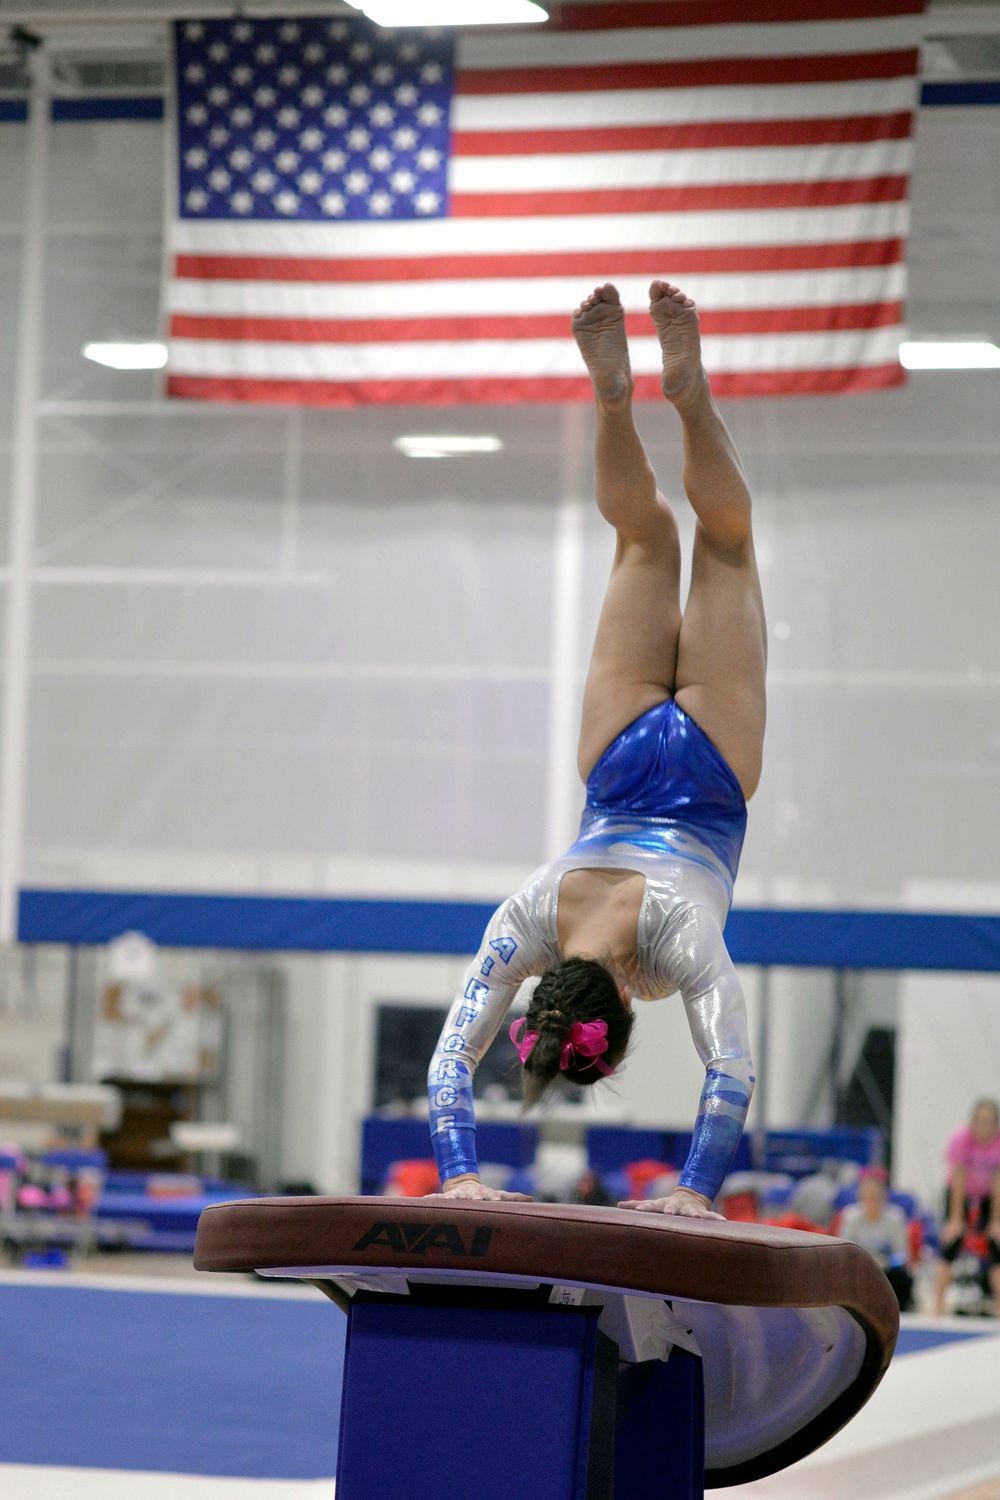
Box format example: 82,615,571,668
622,904,754,1219
426,902,541,1202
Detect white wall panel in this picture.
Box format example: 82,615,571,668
764,969,838,1128
609,966,765,1132
0,109,995,912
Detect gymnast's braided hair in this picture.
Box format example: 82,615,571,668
517,956,635,1109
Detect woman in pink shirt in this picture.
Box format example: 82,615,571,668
933,1099,1000,1315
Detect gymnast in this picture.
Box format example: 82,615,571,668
428,280,767,1219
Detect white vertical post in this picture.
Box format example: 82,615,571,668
755,965,770,1132
0,48,51,943
544,403,588,861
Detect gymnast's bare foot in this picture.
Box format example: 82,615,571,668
572,282,633,407
649,279,708,410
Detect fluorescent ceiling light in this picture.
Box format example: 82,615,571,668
83,341,168,370
395,434,503,459
900,340,1000,370
346,1,548,26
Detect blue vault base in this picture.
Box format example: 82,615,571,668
335,1291,703,1500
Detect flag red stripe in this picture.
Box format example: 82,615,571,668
706,361,905,397
456,50,919,96
169,303,903,344
450,176,907,217
166,363,905,406
172,240,905,284
555,1,923,30
452,113,915,156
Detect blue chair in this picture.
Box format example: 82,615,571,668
586,1125,752,1177
599,1170,631,1204
41,1148,107,1170
762,1128,884,1177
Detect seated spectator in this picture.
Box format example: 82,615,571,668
934,1099,1000,1316
839,1167,913,1311
788,1170,840,1230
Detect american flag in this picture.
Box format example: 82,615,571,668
166,2,925,406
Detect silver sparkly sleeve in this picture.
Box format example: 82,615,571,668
653,904,755,1202
427,897,551,1185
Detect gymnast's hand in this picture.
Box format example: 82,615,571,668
431,1174,533,1203
618,1187,724,1220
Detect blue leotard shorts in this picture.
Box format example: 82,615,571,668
566,698,747,885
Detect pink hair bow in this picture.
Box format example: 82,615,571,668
509,1017,615,1077
560,1019,614,1076
509,1017,539,1064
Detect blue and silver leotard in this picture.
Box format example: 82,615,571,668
427,699,754,1204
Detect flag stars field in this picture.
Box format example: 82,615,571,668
176,14,453,223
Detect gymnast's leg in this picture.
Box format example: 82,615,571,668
571,283,683,781
573,282,764,1221
649,280,768,799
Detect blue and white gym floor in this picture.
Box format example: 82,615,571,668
0,1264,997,1500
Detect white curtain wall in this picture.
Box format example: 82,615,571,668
0,107,998,909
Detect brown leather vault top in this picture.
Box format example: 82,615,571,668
196,1195,896,1335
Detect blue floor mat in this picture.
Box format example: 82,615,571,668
0,1283,990,1480
0,1283,344,1479
896,1325,995,1356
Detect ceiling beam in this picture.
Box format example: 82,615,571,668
0,2,994,49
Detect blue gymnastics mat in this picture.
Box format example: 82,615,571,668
0,1281,989,1481
0,1282,344,1479
895,1325,995,1356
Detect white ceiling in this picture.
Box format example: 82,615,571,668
0,0,994,36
